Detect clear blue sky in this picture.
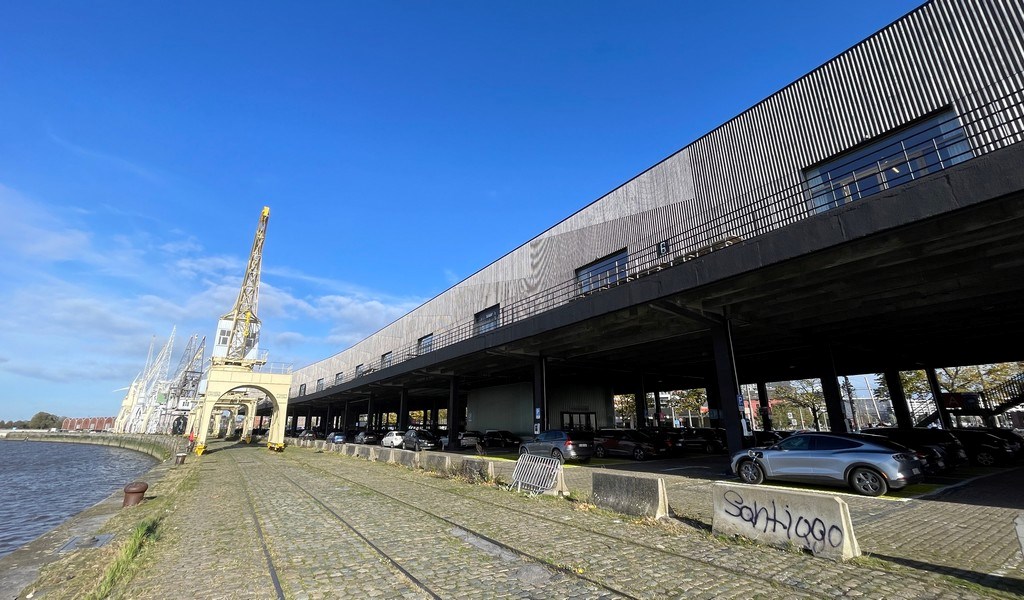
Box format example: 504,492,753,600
0,1,920,421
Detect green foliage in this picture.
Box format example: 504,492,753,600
28,412,62,430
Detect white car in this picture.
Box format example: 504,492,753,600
380,431,406,448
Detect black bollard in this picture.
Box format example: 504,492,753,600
122,481,149,507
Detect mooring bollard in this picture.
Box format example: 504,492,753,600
174,452,187,465
122,481,149,507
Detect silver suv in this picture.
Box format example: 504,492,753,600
519,430,594,463
731,432,924,496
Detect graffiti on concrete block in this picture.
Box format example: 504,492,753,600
722,489,844,554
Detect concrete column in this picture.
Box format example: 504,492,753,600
398,388,409,430
323,404,331,435
447,377,460,450
654,390,663,427
634,386,648,430
533,357,547,434
818,349,849,433
757,381,773,431
710,319,744,453
926,368,954,429
366,393,375,430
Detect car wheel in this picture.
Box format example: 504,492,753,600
401,441,407,450
974,451,996,466
705,443,717,454
738,459,765,484
632,447,645,461
519,446,529,456
551,448,564,463
849,467,888,497
595,445,606,458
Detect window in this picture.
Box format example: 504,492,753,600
576,249,629,294
355,364,365,377
474,305,500,335
561,411,596,431
298,383,306,396
218,329,231,346
813,436,859,451
315,378,324,392
334,372,344,385
805,109,972,213
381,352,392,368
417,333,434,355
778,435,811,451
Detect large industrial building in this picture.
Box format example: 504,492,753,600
286,0,1024,451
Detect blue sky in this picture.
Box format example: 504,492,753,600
0,1,922,421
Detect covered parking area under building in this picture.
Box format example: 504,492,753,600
287,140,1024,453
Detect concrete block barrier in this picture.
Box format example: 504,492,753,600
378,447,395,463
592,472,668,519
458,458,494,482
314,441,325,451
422,453,451,473
394,448,420,469
711,482,860,560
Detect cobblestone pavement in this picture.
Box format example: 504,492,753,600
119,442,1023,599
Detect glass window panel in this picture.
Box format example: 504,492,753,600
804,109,973,213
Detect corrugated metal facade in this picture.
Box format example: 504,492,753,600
292,0,1024,397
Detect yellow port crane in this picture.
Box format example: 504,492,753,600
214,206,270,367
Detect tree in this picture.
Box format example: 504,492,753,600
771,380,827,430
613,395,636,427
669,388,708,427
28,412,61,429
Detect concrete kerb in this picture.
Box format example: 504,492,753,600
592,471,669,519
711,482,860,561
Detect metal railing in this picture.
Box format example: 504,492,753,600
298,71,1024,397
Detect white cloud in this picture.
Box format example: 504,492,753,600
47,130,162,183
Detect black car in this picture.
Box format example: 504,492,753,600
745,430,784,448
482,430,522,449
868,427,967,471
640,427,686,455
594,429,661,460
680,427,727,453
947,429,1018,466
402,429,441,451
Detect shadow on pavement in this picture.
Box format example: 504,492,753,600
871,553,1024,594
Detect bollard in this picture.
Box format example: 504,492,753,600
122,481,149,507
174,452,187,465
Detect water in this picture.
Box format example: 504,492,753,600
0,440,158,559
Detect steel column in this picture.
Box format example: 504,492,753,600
710,319,744,453
757,381,773,431
885,370,914,428
925,368,954,429
533,357,547,434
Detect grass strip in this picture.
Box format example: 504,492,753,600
84,516,162,600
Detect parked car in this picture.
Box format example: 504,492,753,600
519,430,594,463
459,430,483,448
325,430,355,444
402,429,441,451
482,430,522,448
947,429,1017,466
731,432,925,496
380,431,406,448
745,430,784,447
868,427,967,471
354,430,382,445
680,427,728,453
297,429,320,440
957,427,1023,458
640,427,685,455
594,429,661,460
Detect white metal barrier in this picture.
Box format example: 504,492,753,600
507,454,567,495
